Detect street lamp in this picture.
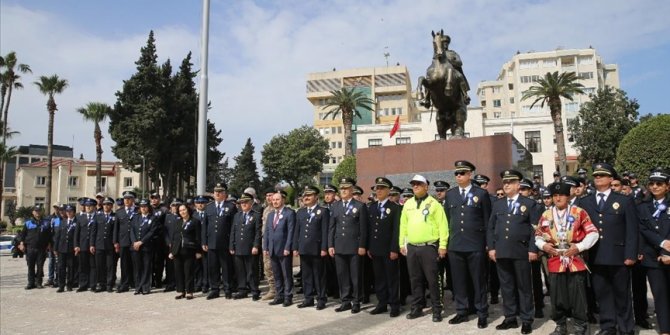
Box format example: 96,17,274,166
141,155,146,199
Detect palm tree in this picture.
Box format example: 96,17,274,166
521,71,584,176
34,75,68,210
0,52,32,147
322,87,375,157
0,142,17,220
77,102,112,193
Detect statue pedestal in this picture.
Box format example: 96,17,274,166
355,134,533,194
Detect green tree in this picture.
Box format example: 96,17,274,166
77,102,112,193
616,115,670,183
332,155,357,184
0,51,32,147
229,138,261,196
34,74,68,210
521,71,584,175
568,87,639,166
261,125,330,191
323,87,375,157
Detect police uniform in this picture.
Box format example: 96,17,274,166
444,161,492,326
113,191,137,292
488,170,539,333
130,199,158,294
434,180,454,296
230,193,262,299
264,190,296,306
162,199,183,292
367,178,401,316
581,163,638,335
75,199,98,291
321,184,340,299
170,207,202,296
203,183,238,299
54,207,77,292
148,193,167,289
19,207,52,289
293,186,330,309
92,197,117,292
192,196,210,292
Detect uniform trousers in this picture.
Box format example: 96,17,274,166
235,255,260,296
398,254,411,304
531,260,545,310
324,256,339,297
173,248,196,294
406,245,442,310
335,254,361,305
151,239,167,287
57,252,75,289
48,250,57,284
450,250,489,318
78,251,96,289
631,263,649,321
118,246,134,290
208,248,234,294
194,253,208,290
488,259,500,299
25,247,47,286
591,264,634,333
549,271,588,323
646,266,670,333
271,254,294,299
371,255,399,308
496,258,534,323
131,248,153,293
164,247,175,289
300,255,327,303
95,249,115,289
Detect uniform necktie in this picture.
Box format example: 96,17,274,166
88,214,92,221
507,199,514,213
244,212,248,223
273,210,280,229
126,207,130,215
217,203,222,214
461,188,466,201
344,201,349,209
597,193,605,211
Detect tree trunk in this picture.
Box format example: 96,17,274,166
550,98,567,176
343,109,353,157
2,84,14,148
0,86,7,127
94,122,103,193
45,96,56,210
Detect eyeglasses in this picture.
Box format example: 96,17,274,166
648,181,668,187
454,171,467,176
496,193,504,197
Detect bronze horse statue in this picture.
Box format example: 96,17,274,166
418,30,470,139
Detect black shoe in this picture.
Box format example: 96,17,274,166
406,308,423,319
316,301,326,310
76,287,88,292
389,307,400,318
186,294,194,300
636,319,653,329
268,299,284,306
252,294,261,301
206,292,220,300
202,288,209,294
432,311,443,322
233,293,248,300
67,287,73,292
521,322,533,334
56,287,65,293
587,313,598,324
535,309,544,318
141,291,149,295
490,296,499,304
335,303,352,312
369,305,388,315
95,287,105,293
107,288,114,293
298,301,315,308
448,314,468,324
175,294,185,300
351,304,361,314
478,317,488,329
225,292,233,299
283,299,293,307
133,290,141,295
496,319,519,330
25,285,36,290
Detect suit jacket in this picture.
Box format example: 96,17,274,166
130,214,158,250
230,210,262,256
367,200,400,256
164,213,180,246
171,216,201,255
581,191,639,265
150,206,166,244
487,195,539,259
328,198,368,255
114,206,137,247
202,200,237,250
444,185,492,252
293,205,330,256
54,218,77,253
263,207,296,256
92,212,116,250
75,212,97,250
637,198,670,268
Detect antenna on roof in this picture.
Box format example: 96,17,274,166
384,46,390,67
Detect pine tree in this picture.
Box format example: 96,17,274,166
229,138,261,196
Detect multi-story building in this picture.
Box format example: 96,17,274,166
306,65,419,183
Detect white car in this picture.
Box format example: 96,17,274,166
0,234,16,256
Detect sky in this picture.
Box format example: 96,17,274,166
1,0,669,166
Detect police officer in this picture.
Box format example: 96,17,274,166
328,177,368,314
229,192,262,300
47,204,63,288
202,182,237,300
192,195,210,293
130,199,157,295
264,190,296,307
18,205,52,289
488,170,539,334
54,205,77,292
148,192,167,290
367,177,401,317
581,163,638,335
321,184,340,299
434,180,454,296
75,198,98,292
114,191,137,293
521,178,546,318
92,197,117,292
162,198,182,292
293,185,330,310
389,186,402,204
445,161,492,328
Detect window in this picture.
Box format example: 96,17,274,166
481,100,486,107
509,97,515,104
578,56,593,65
491,87,501,94
67,197,78,206
337,142,342,149
520,75,541,83
331,142,336,149
525,131,542,153
519,59,539,69
542,59,557,67
124,177,133,188
331,127,336,134
564,102,579,113
522,105,542,113
582,87,595,95
508,83,514,90
396,137,411,145
368,138,382,147
331,157,337,164
493,100,502,107
35,176,46,187
533,165,544,183
391,108,397,116
578,72,594,80
493,112,501,119
34,197,45,207
384,108,389,116
397,107,403,115
337,127,342,134
101,177,107,189
67,176,78,187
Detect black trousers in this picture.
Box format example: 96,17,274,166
488,259,500,298
324,256,340,297
95,249,115,289
450,250,489,318
549,271,587,323
164,255,175,289
592,264,634,333
334,254,361,304
174,248,195,294
25,247,47,286
438,254,453,291
131,248,152,293
235,255,259,295
531,260,545,310
78,251,96,289
151,240,167,287
398,254,411,304
406,245,442,310
57,252,75,289
631,263,649,321
208,248,233,294
194,253,209,290
118,246,134,290
496,258,534,323
271,254,294,299
371,254,399,308
300,254,326,303
361,255,374,300
646,266,670,333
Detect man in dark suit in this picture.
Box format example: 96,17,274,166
91,197,117,292
229,193,262,300
202,182,237,300
322,184,340,299
367,177,401,317
193,195,210,293
148,192,167,290
114,191,137,293
75,198,98,292
293,185,330,310
445,161,492,328
328,177,369,314
54,205,77,292
264,190,296,307
488,170,539,334
580,163,639,335
162,198,182,292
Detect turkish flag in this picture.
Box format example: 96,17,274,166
389,116,400,138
